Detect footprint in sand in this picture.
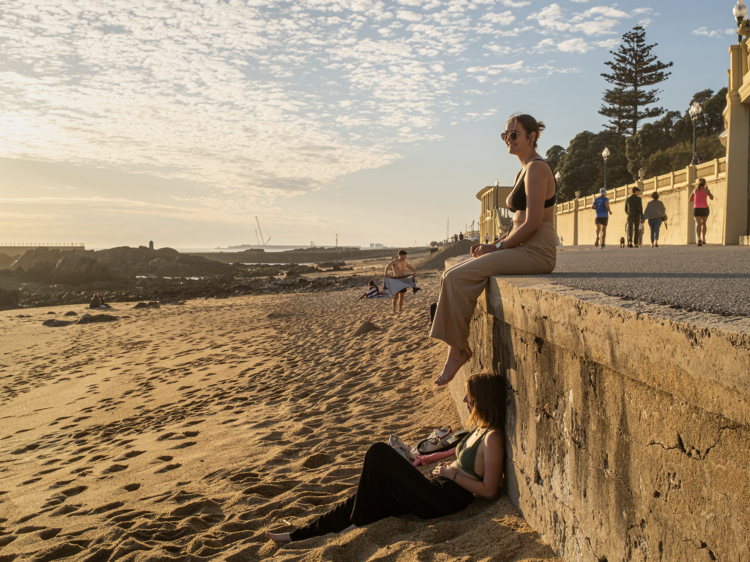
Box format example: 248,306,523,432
101,464,128,474
155,463,181,474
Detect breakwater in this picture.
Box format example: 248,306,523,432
450,271,749,561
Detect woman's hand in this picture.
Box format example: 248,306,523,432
471,244,496,258
431,462,457,479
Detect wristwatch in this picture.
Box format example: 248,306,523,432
495,240,504,250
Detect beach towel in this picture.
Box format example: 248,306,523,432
364,285,388,299
383,276,421,298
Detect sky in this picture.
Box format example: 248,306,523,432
0,0,739,249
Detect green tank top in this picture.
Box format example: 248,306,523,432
456,428,490,480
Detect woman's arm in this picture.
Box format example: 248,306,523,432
706,188,714,200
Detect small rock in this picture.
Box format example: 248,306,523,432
147,302,160,308
133,302,149,309
351,321,380,337
43,319,73,327
77,314,118,325
64,311,78,316
47,311,56,315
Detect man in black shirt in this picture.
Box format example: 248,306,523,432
625,187,643,248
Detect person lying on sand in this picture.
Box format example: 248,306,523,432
384,250,417,314
358,280,383,300
265,373,504,543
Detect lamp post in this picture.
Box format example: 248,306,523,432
735,0,748,43
689,101,702,166
602,147,610,191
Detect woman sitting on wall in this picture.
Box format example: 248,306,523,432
265,372,505,543
431,114,558,386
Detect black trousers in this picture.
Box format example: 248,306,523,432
290,442,474,541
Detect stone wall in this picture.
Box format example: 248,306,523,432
450,278,750,562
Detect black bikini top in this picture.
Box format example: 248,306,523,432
506,159,557,213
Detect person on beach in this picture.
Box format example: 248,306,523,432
690,178,713,246
430,114,557,387
591,187,612,248
358,280,382,300
642,192,667,248
625,187,643,248
485,233,489,244
265,373,505,544
384,250,417,313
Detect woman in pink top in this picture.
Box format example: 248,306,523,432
690,178,713,246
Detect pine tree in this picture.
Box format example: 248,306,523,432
599,26,673,137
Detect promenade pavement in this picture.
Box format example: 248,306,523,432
544,245,750,318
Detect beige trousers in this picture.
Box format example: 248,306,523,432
429,221,557,350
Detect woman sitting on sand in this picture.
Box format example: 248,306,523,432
266,372,505,543
431,114,557,386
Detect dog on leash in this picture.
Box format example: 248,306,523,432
619,237,626,248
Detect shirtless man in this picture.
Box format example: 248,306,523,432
384,250,417,313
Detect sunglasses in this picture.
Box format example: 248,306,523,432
501,130,524,142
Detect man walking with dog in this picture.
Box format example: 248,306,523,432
625,187,643,248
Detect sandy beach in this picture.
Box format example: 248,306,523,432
0,272,560,561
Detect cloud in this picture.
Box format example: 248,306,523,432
481,11,516,25
396,9,423,20
557,38,590,53
529,2,639,36
693,27,735,39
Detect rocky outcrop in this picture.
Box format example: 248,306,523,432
47,252,114,285
154,254,237,278
0,289,19,311
95,246,180,277
0,253,14,269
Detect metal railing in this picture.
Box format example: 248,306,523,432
0,243,84,248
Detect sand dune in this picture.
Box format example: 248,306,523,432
0,273,560,561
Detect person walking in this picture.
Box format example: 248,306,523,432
484,233,489,244
690,178,713,246
625,187,643,248
591,188,612,248
642,191,667,248
430,114,557,386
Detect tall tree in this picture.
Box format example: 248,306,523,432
552,131,630,201
599,26,673,136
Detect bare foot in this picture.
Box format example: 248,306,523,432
435,346,472,386
266,531,292,543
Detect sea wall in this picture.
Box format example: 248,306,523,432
449,277,750,562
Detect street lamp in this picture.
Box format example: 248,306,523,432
735,0,748,43
602,147,610,191
689,101,702,165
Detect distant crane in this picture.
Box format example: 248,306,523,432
335,234,338,249
255,229,261,246
255,216,271,246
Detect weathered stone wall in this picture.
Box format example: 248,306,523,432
450,278,750,562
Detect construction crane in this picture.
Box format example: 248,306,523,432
255,229,261,246
255,216,271,246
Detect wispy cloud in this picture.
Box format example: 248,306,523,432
693,27,735,39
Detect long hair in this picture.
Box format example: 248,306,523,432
466,373,507,429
